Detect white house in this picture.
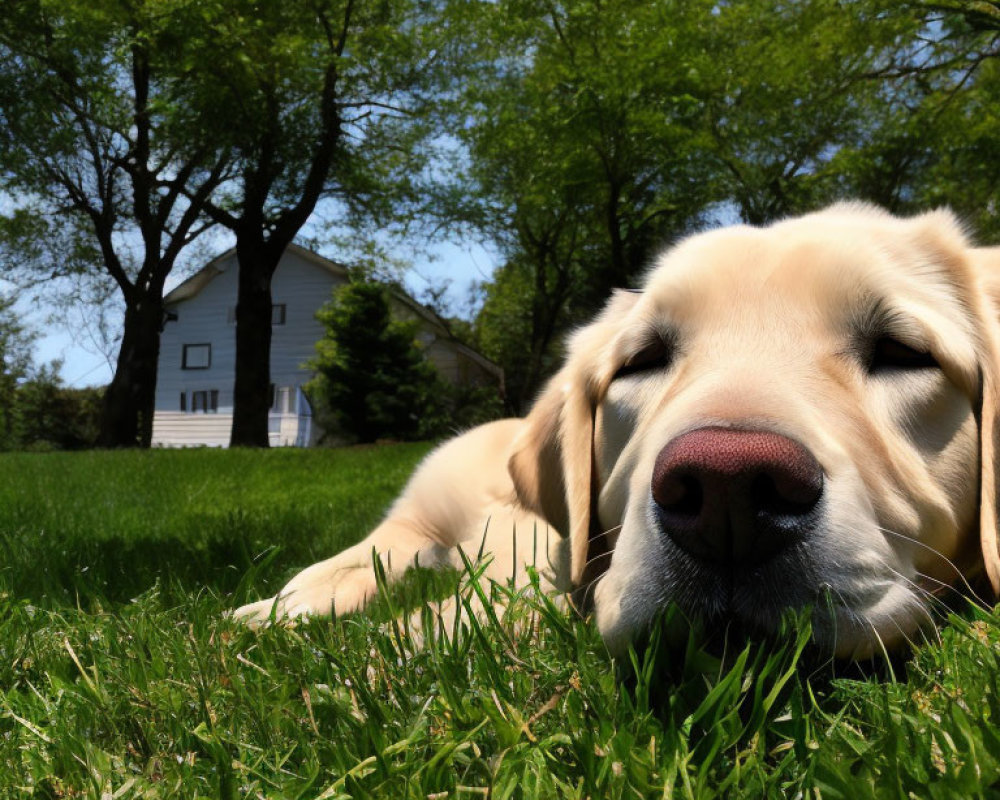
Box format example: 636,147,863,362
151,244,503,447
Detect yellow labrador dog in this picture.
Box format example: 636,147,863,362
236,204,1000,659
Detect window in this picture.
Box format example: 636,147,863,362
182,343,211,370
180,392,186,412
191,390,219,413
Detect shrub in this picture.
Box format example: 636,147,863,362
308,281,447,443
15,364,103,450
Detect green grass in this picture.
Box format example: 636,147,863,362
1,447,999,798
0,446,430,608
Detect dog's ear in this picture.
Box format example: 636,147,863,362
968,244,1000,595
911,209,1000,595
508,289,641,585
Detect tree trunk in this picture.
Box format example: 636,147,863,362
97,296,162,448
229,242,277,447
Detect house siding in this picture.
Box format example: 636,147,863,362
153,249,347,447
156,253,239,417
151,412,233,447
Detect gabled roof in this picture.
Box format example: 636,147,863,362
164,243,503,380
163,243,350,305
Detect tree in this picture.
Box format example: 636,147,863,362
449,0,719,408
452,0,956,407
474,256,571,414
307,282,444,443
685,1,922,224
835,1,1000,238
170,0,439,447
0,296,99,451
0,0,230,447
0,294,34,448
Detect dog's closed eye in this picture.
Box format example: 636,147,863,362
868,336,939,373
851,297,941,375
613,335,674,380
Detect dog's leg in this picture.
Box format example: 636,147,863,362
233,502,568,626
232,513,458,624
398,513,572,646
232,420,571,626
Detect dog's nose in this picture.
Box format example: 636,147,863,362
651,427,823,563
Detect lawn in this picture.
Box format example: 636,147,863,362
0,446,999,798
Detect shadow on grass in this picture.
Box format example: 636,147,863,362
0,516,337,610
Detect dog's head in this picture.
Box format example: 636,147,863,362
509,204,1000,658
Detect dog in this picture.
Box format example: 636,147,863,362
235,204,1000,659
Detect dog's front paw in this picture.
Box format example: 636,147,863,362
231,565,380,626
231,596,286,626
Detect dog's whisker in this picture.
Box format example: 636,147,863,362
589,524,622,540
860,614,895,673
881,564,950,615
877,526,988,605
827,585,874,670
889,589,941,650
577,572,603,609
911,569,967,598
858,559,943,656
839,557,944,654
888,569,957,619
881,610,925,661
565,528,622,612
580,549,615,572
574,568,610,614
583,526,622,558
823,583,893,670
877,526,957,568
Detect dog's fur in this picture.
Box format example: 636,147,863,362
235,204,1000,659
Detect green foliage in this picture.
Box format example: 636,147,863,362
0,298,102,451
0,0,236,446
474,259,563,412
0,448,999,795
442,380,506,431
454,0,924,405
165,0,437,232
308,282,447,443
455,0,1000,404
13,364,103,451
0,295,33,449
688,0,916,222
449,0,722,404
841,1,1000,241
